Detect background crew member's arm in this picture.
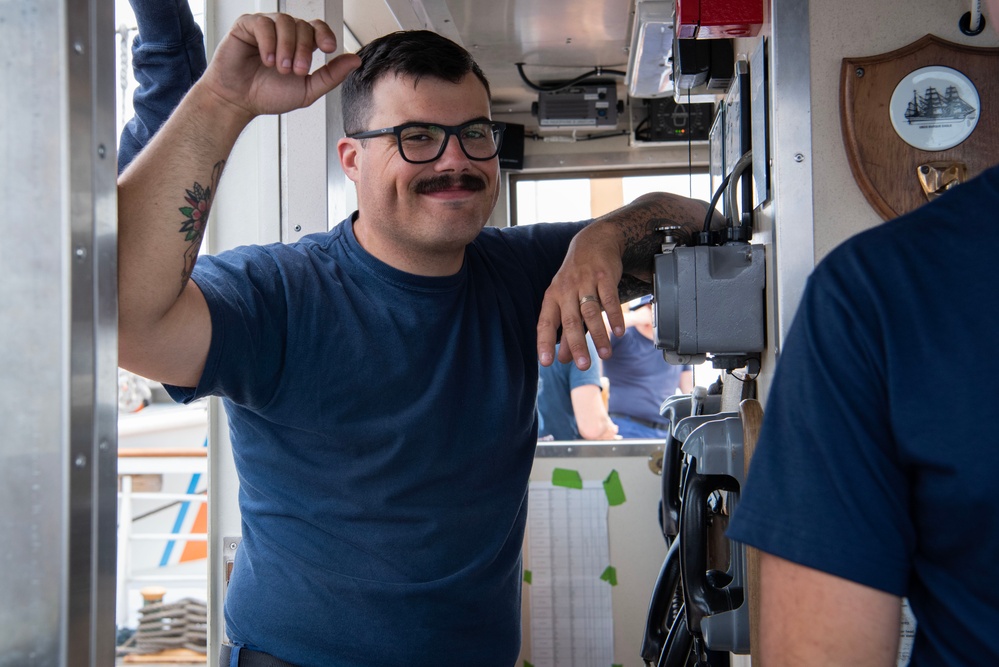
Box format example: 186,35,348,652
570,385,618,440
677,369,693,394
118,14,359,387
118,0,207,173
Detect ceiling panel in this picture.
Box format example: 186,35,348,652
450,0,634,112
344,0,636,117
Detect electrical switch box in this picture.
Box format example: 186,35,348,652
653,243,765,369
672,36,735,93
533,84,620,129
636,98,714,142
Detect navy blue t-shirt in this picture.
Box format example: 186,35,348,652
728,165,999,665
167,214,585,666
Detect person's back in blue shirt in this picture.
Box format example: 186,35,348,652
728,164,999,665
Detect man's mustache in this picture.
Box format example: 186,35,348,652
413,174,487,194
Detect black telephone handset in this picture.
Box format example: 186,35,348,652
660,431,684,540
640,538,681,664
679,458,744,637
658,393,726,541
639,540,695,667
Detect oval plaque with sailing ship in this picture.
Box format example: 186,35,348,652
889,65,979,151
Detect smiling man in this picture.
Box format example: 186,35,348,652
117,14,718,667
338,35,502,276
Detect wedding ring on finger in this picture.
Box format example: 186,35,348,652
578,295,600,307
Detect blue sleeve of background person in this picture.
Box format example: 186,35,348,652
537,340,599,441
117,0,207,173
568,336,602,390
726,244,914,596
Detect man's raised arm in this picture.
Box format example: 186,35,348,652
117,13,359,387
537,192,723,371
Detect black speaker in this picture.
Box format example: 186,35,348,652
498,122,525,171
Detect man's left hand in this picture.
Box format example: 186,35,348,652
537,222,626,370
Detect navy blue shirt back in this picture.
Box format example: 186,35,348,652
728,165,999,665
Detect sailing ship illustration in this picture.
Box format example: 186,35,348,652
905,85,977,124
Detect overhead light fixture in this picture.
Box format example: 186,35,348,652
625,1,675,99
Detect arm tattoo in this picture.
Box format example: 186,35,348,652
177,160,224,294
615,195,719,273
611,193,720,300
617,274,653,302
615,197,672,277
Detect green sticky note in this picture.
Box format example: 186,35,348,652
523,570,532,584
552,467,583,489
603,469,626,506
599,565,618,587
524,662,534,667
612,664,623,667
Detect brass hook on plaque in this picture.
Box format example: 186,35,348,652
917,161,967,200
841,35,999,219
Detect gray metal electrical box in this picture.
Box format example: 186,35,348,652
535,84,619,128
653,243,765,368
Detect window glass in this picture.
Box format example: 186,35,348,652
515,179,591,225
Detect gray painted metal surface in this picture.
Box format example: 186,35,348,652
654,243,766,363
535,439,664,458
769,0,816,351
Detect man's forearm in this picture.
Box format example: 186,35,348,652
590,191,723,291
537,190,723,369
117,83,249,358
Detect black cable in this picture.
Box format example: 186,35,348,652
129,488,208,523
525,130,628,142
725,150,754,231
703,171,733,235
727,367,761,382
515,62,627,93
634,116,650,142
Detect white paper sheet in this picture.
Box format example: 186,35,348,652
527,481,614,667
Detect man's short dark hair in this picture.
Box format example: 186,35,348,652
341,30,491,136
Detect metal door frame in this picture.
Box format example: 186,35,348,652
0,0,118,664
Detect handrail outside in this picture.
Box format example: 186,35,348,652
117,449,209,628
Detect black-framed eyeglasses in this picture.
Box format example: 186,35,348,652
347,120,506,164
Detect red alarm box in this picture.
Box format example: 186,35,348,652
675,0,763,39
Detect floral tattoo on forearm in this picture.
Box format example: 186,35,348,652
177,160,224,294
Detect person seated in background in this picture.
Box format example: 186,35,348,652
727,2,999,660
602,295,693,438
537,335,618,441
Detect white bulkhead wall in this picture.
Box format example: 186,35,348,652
756,0,999,398
807,0,998,260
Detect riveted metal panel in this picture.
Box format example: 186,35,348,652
0,0,117,664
